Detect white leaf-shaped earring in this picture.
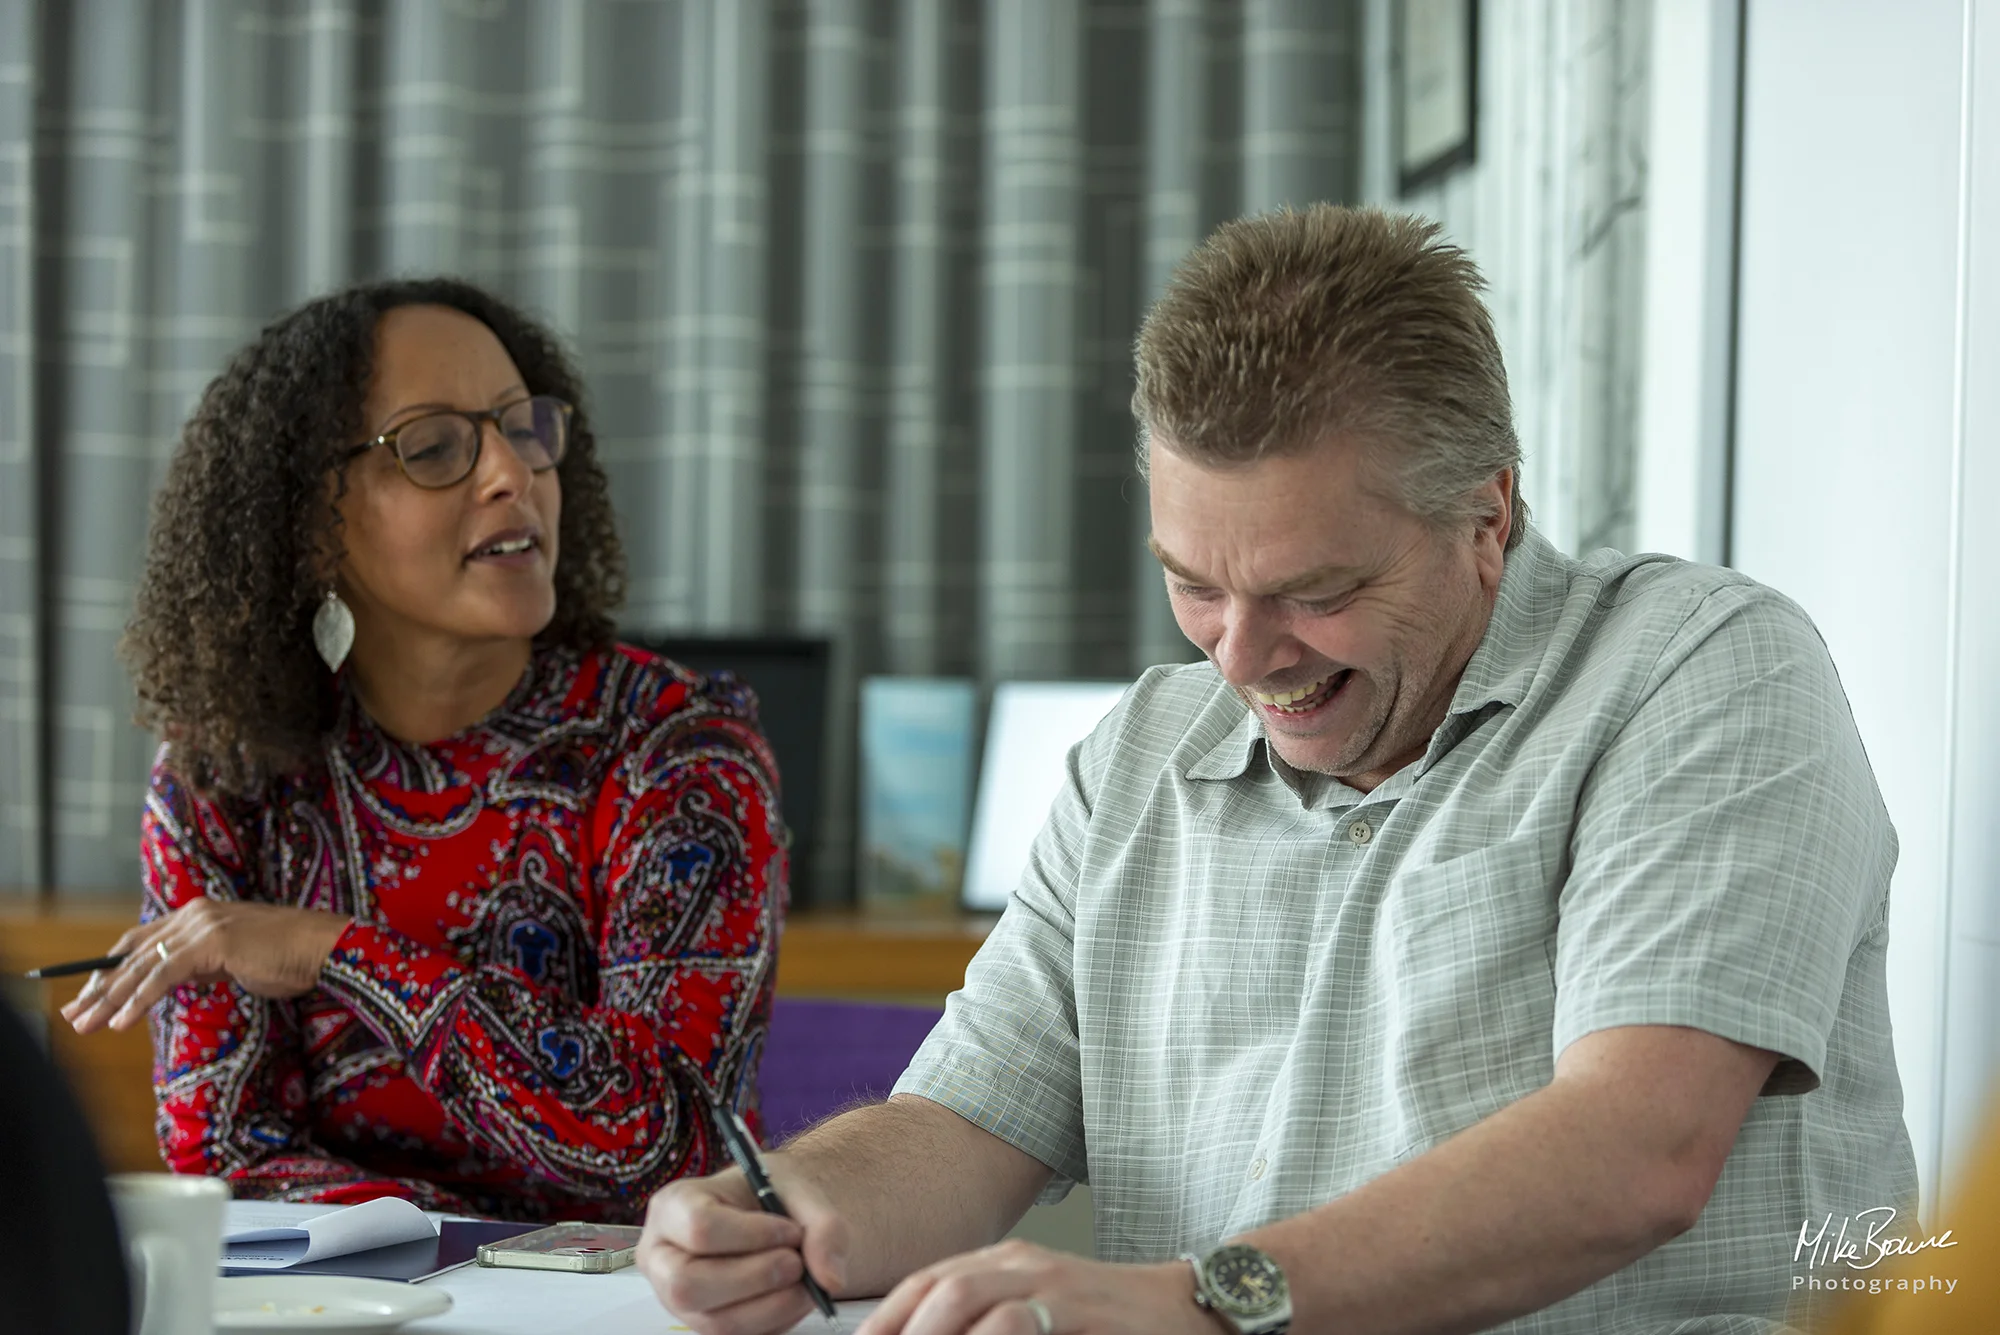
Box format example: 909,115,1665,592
312,589,355,672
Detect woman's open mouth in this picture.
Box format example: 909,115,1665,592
466,529,541,567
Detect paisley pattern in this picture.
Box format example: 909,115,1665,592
142,645,784,1223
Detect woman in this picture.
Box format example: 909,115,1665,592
62,279,784,1224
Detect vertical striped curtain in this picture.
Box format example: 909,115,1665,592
0,0,1361,897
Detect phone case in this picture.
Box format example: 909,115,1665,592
474,1221,643,1273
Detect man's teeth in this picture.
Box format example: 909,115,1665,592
1252,672,1340,707
479,537,534,556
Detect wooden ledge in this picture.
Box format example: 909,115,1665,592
0,898,158,1173
775,909,996,997
0,899,998,999
0,897,998,1172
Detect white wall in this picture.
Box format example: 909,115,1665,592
1732,0,2000,1209
1943,0,2000,1197
1361,0,1653,557
1633,0,1738,564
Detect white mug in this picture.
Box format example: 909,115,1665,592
109,1173,230,1335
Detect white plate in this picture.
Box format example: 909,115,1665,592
215,1276,453,1334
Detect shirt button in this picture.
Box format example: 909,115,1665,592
1348,819,1373,846
1248,1157,1267,1181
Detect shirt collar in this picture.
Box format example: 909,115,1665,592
1442,521,1569,718
1184,703,1262,781
1181,522,1571,785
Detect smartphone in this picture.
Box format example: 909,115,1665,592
474,1221,643,1273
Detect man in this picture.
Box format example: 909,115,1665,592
639,206,1916,1334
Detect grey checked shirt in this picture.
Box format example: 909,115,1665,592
895,526,1917,1333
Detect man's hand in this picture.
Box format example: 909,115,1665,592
640,1165,852,1335
856,1241,1219,1335
61,900,352,1033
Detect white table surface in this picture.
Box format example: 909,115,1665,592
217,1202,878,1335
413,1262,875,1334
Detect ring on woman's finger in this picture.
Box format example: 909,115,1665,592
1021,1297,1054,1335
155,940,172,964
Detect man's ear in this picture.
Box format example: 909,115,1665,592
1470,468,1513,586
1485,467,1515,550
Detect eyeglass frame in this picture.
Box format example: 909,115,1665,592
343,394,575,489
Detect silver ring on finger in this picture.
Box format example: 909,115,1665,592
155,940,172,964
1022,1296,1054,1335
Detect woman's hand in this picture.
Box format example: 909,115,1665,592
60,900,353,1034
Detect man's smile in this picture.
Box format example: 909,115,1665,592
1249,668,1355,718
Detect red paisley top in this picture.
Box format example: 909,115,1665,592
142,644,784,1223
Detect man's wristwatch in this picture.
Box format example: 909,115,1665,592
1183,1242,1292,1335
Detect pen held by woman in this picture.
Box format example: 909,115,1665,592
58,903,354,1036
20,953,127,980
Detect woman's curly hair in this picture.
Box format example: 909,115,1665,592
123,277,627,798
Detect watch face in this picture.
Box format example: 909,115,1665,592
1205,1244,1288,1317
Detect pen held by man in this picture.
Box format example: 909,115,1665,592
640,1154,854,1335
709,1095,843,1330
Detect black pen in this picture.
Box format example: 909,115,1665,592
707,1088,841,1332
21,953,127,980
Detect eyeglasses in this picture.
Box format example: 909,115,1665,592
348,395,573,489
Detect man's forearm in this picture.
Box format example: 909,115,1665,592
1241,1027,1770,1334
776,1094,1054,1297
1244,1084,1682,1332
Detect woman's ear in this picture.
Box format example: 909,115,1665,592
311,474,352,591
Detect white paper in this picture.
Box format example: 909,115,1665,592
223,1196,439,1269
222,1201,459,1232
224,1201,343,1231
555,1294,881,1334
405,1258,881,1335
410,1267,657,1334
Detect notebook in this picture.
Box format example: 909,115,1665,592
220,1198,535,1282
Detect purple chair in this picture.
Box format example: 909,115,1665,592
758,997,944,1145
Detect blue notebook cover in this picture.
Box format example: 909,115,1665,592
859,677,977,910
220,1219,533,1283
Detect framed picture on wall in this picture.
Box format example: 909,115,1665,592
1397,0,1479,194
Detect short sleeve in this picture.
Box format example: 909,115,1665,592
891,733,1092,1202
1553,587,1895,1094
